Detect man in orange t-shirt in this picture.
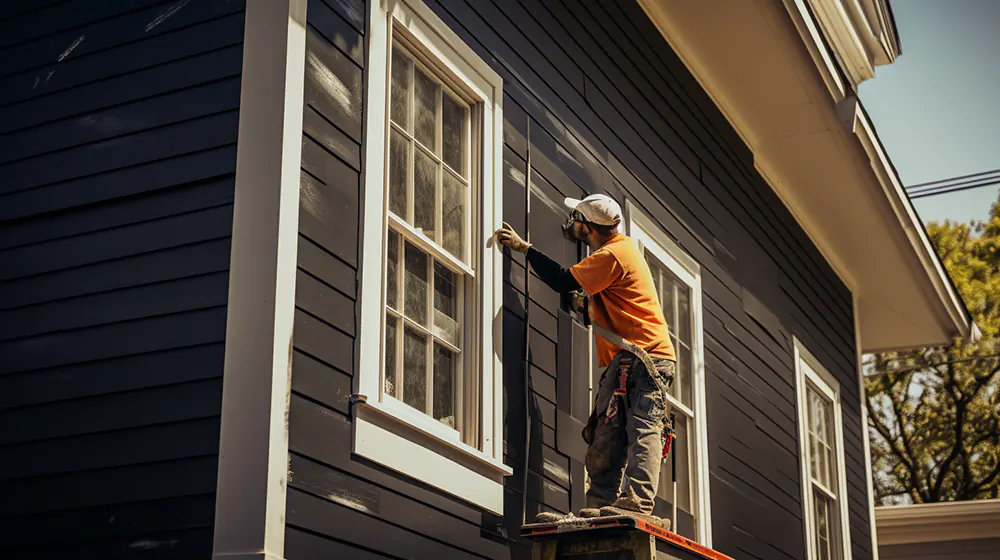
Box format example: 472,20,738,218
496,194,676,525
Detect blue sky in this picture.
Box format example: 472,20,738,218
860,0,1000,227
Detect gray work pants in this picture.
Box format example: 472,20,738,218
582,351,675,514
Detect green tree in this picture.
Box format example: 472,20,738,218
865,201,1000,505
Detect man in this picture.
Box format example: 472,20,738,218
495,193,676,527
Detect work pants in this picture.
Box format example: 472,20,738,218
583,350,675,515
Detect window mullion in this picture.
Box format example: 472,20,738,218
673,283,682,403
455,276,465,439
435,85,443,246
431,87,443,419
436,166,443,249
464,105,472,264
426,253,434,416
407,60,415,224
396,234,405,401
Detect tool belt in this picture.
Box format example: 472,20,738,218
577,293,674,460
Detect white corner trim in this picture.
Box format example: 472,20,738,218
854,296,880,559
794,338,853,560
839,98,974,343
626,202,713,547
213,1,307,559
875,499,1000,545
354,404,506,514
781,0,846,101
803,0,875,86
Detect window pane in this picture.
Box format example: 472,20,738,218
677,284,691,344
414,147,437,236
385,314,398,397
646,258,661,304
386,229,399,310
390,46,411,130
659,413,692,513
810,434,822,484
808,387,834,487
433,263,459,346
443,171,464,259
663,280,676,334
676,343,693,407
403,328,428,412
442,94,466,176
414,66,438,151
814,489,833,560
389,129,409,218
434,344,456,428
404,242,428,326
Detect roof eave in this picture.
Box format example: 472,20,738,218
841,97,977,347
876,499,1000,545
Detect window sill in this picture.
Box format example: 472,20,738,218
353,399,512,514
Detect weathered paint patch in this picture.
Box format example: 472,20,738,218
57,36,85,62
146,0,193,33
129,539,179,550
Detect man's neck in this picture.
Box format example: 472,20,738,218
587,233,617,252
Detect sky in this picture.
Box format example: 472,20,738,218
859,0,1000,227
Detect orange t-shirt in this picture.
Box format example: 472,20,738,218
570,234,676,367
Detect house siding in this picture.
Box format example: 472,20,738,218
288,1,870,560
0,1,244,557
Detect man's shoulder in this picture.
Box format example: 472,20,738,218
602,235,639,261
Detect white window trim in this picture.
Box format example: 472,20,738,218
794,338,853,560
355,0,509,514
625,201,713,547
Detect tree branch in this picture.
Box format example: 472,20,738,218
887,373,926,501
866,389,919,502
973,458,1000,493
932,365,965,500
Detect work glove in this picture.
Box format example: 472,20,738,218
494,222,531,253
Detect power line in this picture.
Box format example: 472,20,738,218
908,172,1000,195
910,179,1000,200
866,352,1000,378
906,168,1000,191
904,168,1000,200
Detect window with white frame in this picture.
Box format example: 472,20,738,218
355,0,507,514
384,35,477,443
795,339,851,560
627,204,712,545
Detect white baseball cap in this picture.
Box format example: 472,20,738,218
563,193,622,226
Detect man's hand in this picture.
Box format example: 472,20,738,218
494,222,531,253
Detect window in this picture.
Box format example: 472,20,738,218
795,339,852,560
385,37,476,444
627,203,713,546
355,0,508,514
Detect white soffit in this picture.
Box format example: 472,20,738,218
637,0,973,352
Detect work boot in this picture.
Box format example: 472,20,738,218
599,497,670,530
534,511,576,524
577,507,602,518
